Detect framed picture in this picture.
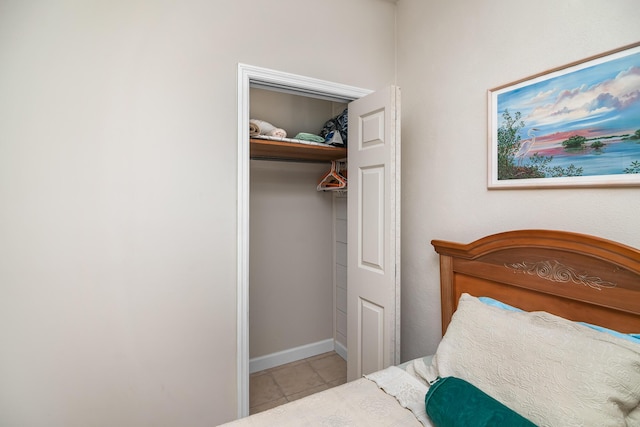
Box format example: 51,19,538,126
488,42,640,189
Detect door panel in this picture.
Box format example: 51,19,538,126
361,109,385,147
359,298,384,375
347,86,400,381
360,166,384,270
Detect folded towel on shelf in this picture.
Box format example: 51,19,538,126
267,127,287,138
249,119,287,138
249,120,261,136
294,132,326,143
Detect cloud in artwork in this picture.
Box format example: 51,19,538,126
528,89,556,104
525,65,640,127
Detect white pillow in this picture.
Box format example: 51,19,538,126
430,293,640,427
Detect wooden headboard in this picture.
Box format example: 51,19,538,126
431,230,640,335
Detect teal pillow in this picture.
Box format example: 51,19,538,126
425,376,536,427
478,296,640,345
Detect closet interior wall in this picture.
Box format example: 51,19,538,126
249,88,348,367
333,193,348,359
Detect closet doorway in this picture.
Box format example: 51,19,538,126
237,64,401,417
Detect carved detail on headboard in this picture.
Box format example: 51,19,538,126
505,260,617,290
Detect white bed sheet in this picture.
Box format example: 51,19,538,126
220,357,434,427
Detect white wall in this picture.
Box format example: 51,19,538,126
0,1,396,425
396,0,640,362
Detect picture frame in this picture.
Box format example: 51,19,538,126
488,42,640,189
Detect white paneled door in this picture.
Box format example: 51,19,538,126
347,86,400,381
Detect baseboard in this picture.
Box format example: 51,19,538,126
249,338,337,374
334,340,347,361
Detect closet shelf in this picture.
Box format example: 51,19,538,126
250,138,346,162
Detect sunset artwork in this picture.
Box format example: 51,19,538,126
489,43,640,188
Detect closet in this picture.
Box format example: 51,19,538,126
237,63,400,418
249,88,349,372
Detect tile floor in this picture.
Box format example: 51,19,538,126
249,351,347,415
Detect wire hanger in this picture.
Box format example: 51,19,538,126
317,160,347,191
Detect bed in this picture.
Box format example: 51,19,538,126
221,229,640,426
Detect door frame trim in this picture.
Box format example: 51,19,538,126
236,63,371,418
